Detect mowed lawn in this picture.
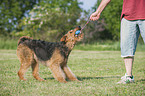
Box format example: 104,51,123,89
0,50,144,96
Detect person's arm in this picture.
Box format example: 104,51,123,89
90,0,111,21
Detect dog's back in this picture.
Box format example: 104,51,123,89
17,36,69,61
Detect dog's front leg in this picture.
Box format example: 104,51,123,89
49,64,67,83
63,65,80,82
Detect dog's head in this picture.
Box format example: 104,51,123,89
60,26,84,43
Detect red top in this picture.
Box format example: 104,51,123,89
121,0,145,20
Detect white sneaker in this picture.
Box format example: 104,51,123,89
117,73,134,84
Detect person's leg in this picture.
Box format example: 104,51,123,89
138,20,145,43
121,18,140,58
118,18,140,84
124,57,134,76
123,20,145,78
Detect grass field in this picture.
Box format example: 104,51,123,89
0,50,144,96
0,38,145,52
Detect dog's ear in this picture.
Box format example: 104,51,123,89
60,35,67,42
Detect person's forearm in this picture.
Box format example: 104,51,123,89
90,0,111,21
96,0,111,15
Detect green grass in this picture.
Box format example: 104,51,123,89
0,38,145,52
74,41,145,51
0,38,17,50
0,50,144,96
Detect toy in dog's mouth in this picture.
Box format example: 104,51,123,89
75,26,81,36
75,30,81,37
75,30,81,35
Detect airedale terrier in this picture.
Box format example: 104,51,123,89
17,26,83,83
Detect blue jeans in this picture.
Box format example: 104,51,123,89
121,18,145,57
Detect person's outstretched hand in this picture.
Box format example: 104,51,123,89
90,12,100,21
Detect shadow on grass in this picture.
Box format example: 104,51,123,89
77,76,121,81
136,79,145,83
43,76,145,83
44,76,121,81
44,77,55,80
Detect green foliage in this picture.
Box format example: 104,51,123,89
0,0,123,42
0,0,39,36
0,50,145,95
12,0,82,41
96,0,123,40
79,19,112,43
75,41,120,51
0,38,18,49
75,41,145,52
78,7,113,43
0,37,145,52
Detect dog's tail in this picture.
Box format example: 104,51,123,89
18,36,33,45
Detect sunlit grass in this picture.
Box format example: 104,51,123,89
75,41,145,52
0,50,144,96
0,38,144,52
0,38,17,49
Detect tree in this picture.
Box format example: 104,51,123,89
95,0,123,40
13,0,82,41
78,9,112,43
0,0,39,36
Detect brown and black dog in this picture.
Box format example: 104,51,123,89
17,26,83,83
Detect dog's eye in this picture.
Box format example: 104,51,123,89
70,32,73,33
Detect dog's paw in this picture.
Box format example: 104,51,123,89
37,78,46,81
58,80,67,83
20,78,27,81
76,80,82,83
